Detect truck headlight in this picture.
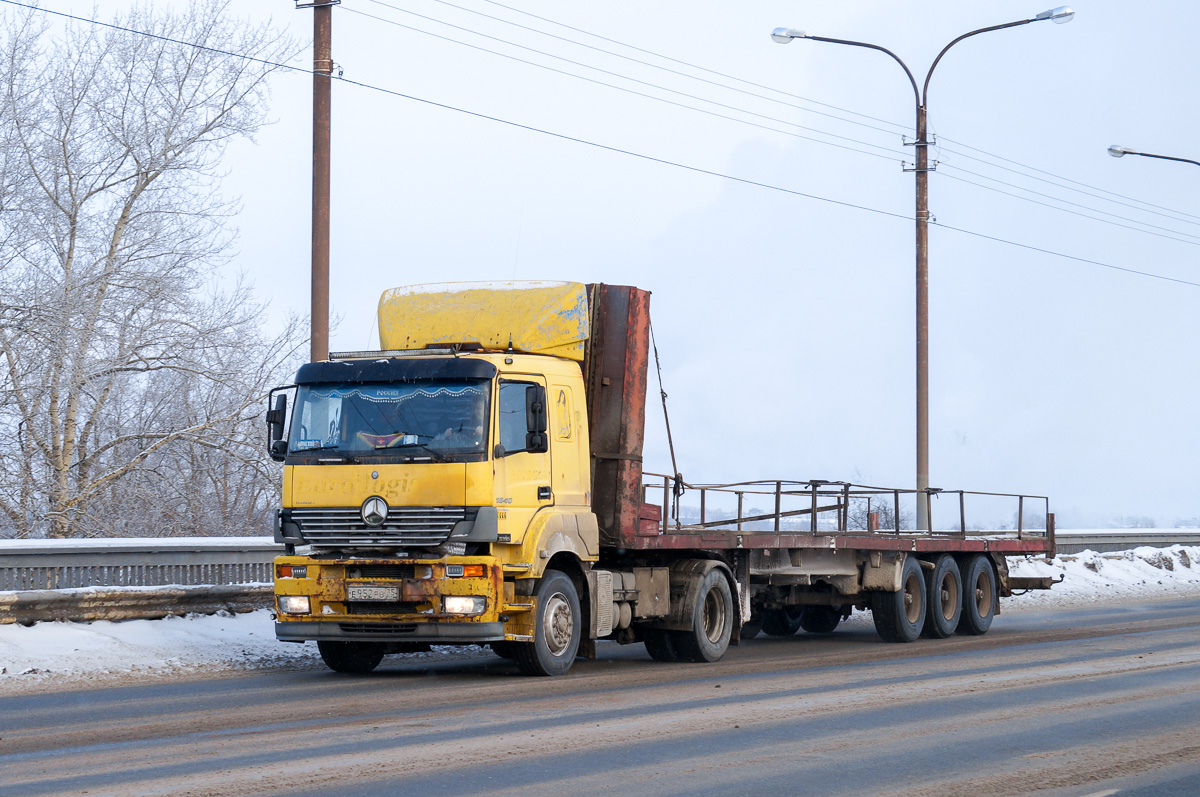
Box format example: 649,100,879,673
443,596,486,615
278,596,311,615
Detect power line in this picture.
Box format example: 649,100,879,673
940,167,1200,245
473,0,912,134
455,0,1200,231
356,2,1200,242
365,0,907,138
937,221,1200,289
342,4,908,163
6,0,1199,292
940,136,1200,224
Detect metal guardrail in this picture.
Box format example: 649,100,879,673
0,537,280,591
1054,531,1200,554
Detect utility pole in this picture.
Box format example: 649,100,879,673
297,1,338,363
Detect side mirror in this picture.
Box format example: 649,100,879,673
525,385,548,453
266,391,289,462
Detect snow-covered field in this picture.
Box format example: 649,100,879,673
1,545,1198,693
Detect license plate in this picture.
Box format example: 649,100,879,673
347,584,399,601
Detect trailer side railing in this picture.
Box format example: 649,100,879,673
642,474,1052,541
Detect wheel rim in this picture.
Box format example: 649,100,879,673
702,587,727,644
940,573,959,621
542,592,574,657
974,570,992,617
903,571,922,624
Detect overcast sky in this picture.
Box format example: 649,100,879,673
34,0,1200,527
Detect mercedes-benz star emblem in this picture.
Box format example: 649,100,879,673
361,496,388,527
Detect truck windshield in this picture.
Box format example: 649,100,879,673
288,380,490,460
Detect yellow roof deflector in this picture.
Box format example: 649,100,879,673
377,281,590,362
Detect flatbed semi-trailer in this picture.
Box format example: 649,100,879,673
268,282,1056,675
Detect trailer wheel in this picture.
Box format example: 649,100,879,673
958,554,996,636
515,570,581,676
921,555,962,639
799,605,842,634
741,614,764,640
317,641,385,674
762,606,803,636
643,629,685,662
871,554,926,643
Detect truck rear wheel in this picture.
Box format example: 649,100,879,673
871,554,926,643
761,606,803,636
674,568,734,663
317,641,385,674
799,605,842,634
922,555,962,638
515,570,581,676
958,554,996,636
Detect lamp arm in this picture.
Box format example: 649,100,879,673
922,19,1033,105
806,36,920,114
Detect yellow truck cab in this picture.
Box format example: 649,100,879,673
270,282,614,675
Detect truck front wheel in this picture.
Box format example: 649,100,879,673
317,641,385,674
675,569,734,663
515,570,581,676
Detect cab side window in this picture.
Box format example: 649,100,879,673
498,381,531,454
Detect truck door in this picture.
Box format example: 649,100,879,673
493,377,552,543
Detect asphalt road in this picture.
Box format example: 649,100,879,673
3,597,1199,797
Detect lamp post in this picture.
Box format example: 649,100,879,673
772,8,1074,530
1108,145,1200,168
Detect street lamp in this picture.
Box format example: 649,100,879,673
1108,145,1200,168
772,8,1074,530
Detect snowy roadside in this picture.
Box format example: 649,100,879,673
1,545,1198,694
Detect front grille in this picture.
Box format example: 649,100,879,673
289,506,469,548
338,623,418,635
346,601,423,615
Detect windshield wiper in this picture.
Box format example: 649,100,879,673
381,441,450,463
292,444,359,464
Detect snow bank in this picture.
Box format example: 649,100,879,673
1004,544,1200,609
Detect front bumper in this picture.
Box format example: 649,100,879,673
273,554,511,643
275,620,506,643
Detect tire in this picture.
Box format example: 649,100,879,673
871,554,926,643
921,555,962,639
643,628,685,662
317,641,385,674
958,554,996,636
761,606,803,637
673,568,734,663
514,570,581,676
799,605,842,634
741,613,764,640
489,641,517,660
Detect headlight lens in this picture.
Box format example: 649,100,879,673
278,595,311,615
443,596,486,615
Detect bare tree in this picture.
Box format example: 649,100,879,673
847,496,913,532
0,2,302,538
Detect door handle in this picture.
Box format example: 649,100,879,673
537,486,552,501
